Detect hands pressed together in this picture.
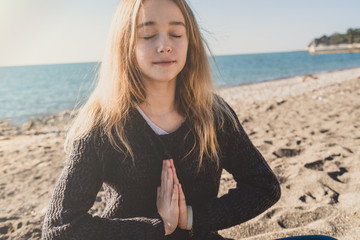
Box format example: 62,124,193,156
156,159,188,235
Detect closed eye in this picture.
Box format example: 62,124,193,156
143,35,182,40
143,35,155,40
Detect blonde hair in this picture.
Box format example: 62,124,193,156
65,0,237,170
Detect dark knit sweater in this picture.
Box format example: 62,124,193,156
42,103,281,240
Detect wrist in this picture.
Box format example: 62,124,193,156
163,222,173,236
164,226,170,236
157,212,172,236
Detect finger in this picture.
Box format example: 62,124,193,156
169,159,175,168
161,160,166,189
171,184,179,206
178,184,188,229
179,184,187,211
169,159,176,171
172,168,180,184
171,160,180,185
179,184,185,201
179,184,186,204
164,161,169,194
172,168,179,185
166,167,173,199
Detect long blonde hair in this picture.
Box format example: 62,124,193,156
65,0,237,170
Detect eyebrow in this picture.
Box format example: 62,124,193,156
137,21,186,29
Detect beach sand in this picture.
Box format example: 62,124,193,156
1,67,360,239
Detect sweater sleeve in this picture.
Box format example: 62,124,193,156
192,105,281,234
41,134,165,240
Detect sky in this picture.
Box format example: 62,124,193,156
0,0,359,67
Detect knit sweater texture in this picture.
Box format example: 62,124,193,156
42,103,281,240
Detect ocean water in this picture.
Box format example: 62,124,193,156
0,63,99,124
1,51,360,124
213,51,360,87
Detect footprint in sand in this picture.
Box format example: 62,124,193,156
0,225,12,235
304,153,342,171
304,154,348,184
277,206,335,229
272,148,301,158
264,208,279,219
328,167,348,183
299,184,339,205
0,221,16,235
324,153,341,161
304,160,324,171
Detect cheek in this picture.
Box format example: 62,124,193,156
177,40,189,62
135,44,149,68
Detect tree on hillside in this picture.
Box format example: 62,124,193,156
347,28,354,44
312,28,360,46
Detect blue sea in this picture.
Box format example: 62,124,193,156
1,50,360,124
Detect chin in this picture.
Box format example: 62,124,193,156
151,75,178,82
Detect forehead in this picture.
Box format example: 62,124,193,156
137,0,185,26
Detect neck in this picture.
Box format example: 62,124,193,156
139,78,178,117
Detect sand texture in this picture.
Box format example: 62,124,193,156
1,67,360,239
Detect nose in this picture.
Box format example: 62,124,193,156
158,46,172,54
157,36,172,54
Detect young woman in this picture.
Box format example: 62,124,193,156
41,0,335,239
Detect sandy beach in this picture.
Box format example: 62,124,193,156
1,67,359,239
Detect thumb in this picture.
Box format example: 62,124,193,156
179,184,186,205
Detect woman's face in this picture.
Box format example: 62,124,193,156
135,0,188,85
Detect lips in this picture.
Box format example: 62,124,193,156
153,60,176,65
